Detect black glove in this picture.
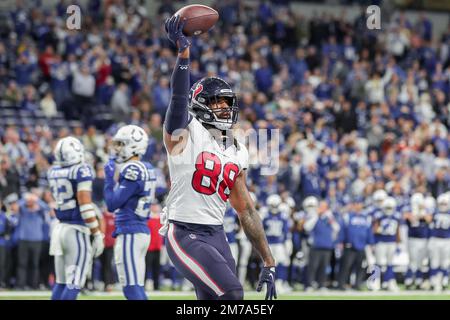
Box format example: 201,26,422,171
164,15,190,53
256,266,277,300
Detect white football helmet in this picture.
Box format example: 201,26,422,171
382,197,397,216
437,193,449,213
424,196,436,213
279,203,290,215
112,125,149,163
266,194,282,211
284,196,296,209
410,192,425,216
303,196,319,214
373,189,388,207
54,136,85,167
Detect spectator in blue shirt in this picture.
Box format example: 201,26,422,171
15,193,48,289
254,58,273,93
300,164,322,200
337,199,374,290
304,200,340,290
14,54,36,87
152,77,171,118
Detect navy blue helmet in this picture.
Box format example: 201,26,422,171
188,77,238,130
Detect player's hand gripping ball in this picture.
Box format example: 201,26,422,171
257,266,277,300
174,4,219,36
164,15,190,53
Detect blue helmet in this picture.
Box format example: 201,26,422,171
189,77,238,130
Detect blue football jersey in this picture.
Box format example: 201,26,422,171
113,161,157,237
429,210,450,238
374,211,401,243
48,163,94,225
366,205,383,218
402,204,429,239
223,207,238,244
263,211,289,244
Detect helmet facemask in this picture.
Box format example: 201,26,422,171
437,195,449,213
384,206,395,216
111,139,127,163
190,78,239,131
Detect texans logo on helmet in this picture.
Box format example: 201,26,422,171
193,84,203,99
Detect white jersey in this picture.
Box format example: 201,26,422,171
165,117,248,225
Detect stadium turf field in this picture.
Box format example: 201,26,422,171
1,291,450,300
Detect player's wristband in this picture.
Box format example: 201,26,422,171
85,220,99,229
80,204,99,229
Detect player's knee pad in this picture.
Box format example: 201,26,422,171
51,283,66,300
123,285,147,300
60,287,80,300
219,288,244,300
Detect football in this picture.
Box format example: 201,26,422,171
174,4,219,36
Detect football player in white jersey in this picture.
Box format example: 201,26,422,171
428,193,450,291
160,15,276,300
48,137,105,300
261,195,292,293
373,196,401,291
403,193,432,289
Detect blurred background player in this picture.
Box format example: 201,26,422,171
373,196,401,291
103,125,157,300
293,196,319,288
261,195,292,292
366,190,388,218
403,193,432,289
428,193,450,292
48,137,104,300
161,15,276,300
